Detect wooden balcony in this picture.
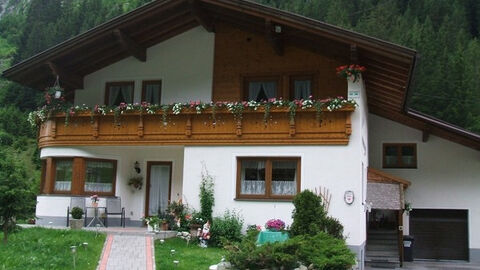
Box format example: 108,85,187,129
38,106,355,148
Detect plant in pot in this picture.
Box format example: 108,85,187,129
187,212,204,237
143,216,160,232
70,207,84,229
158,211,169,231
127,176,143,191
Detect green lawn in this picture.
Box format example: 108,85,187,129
155,238,225,270
0,227,106,270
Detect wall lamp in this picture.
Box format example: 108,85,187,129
134,161,141,174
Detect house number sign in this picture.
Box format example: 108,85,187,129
344,190,354,205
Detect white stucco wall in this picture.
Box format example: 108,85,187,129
38,145,184,221
368,113,480,249
74,26,215,106
182,79,369,247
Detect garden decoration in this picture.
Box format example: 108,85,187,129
313,186,332,213
199,220,211,248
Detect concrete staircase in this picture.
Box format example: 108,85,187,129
366,230,400,269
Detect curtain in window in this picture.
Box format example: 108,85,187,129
108,84,133,106
248,81,277,101
271,161,297,195
85,161,114,193
55,160,72,191
145,84,160,104
148,165,170,216
293,80,311,99
241,160,265,195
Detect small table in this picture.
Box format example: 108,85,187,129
86,207,106,227
256,230,289,245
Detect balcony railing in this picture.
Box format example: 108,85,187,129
38,106,355,148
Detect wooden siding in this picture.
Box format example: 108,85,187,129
38,107,354,148
212,23,347,101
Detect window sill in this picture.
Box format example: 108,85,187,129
234,197,294,202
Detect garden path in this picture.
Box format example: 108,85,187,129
97,234,155,270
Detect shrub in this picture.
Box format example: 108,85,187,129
0,131,13,146
209,210,243,247
71,207,83,219
199,165,215,222
225,232,356,270
290,190,344,239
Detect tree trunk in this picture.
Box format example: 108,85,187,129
2,221,8,244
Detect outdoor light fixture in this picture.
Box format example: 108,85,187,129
274,25,282,33
134,161,141,174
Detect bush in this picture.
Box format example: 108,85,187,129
209,210,243,247
199,166,215,222
225,232,356,270
71,207,83,219
290,190,344,239
0,131,13,146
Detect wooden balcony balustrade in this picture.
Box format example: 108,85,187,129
38,106,355,148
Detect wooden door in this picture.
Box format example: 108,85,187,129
145,162,172,217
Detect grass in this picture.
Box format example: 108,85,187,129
155,237,226,270
0,227,106,270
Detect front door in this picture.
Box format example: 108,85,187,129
145,162,172,216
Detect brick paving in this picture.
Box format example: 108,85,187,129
98,234,154,270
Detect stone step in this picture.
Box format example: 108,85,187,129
366,250,399,257
365,260,400,269
367,245,398,252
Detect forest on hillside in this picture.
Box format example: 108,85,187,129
0,0,479,186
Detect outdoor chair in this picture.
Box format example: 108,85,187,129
66,197,87,227
105,197,126,227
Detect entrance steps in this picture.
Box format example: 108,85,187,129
366,230,400,269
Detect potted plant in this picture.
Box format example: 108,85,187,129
70,207,84,229
265,219,285,232
187,212,204,237
127,176,143,191
143,216,160,232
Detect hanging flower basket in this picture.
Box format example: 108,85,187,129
336,64,366,83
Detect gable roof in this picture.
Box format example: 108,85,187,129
2,0,478,150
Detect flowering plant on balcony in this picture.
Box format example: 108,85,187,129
336,64,366,82
28,96,357,127
265,219,285,231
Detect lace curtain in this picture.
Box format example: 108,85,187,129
248,81,277,101
148,165,170,216
85,161,113,193
145,84,161,104
271,161,297,195
293,80,311,100
55,160,72,191
241,160,265,195
108,84,133,106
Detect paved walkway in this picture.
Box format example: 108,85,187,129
97,234,155,270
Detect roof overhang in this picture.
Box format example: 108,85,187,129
2,0,478,150
368,168,411,189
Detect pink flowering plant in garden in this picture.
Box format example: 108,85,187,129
265,219,285,231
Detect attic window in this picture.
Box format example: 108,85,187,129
244,77,279,101
105,81,134,106
383,143,417,169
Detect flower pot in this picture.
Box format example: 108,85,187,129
161,222,168,231
70,219,83,230
190,224,202,237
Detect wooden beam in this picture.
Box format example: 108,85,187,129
113,29,146,62
188,0,215,32
350,44,358,64
422,129,430,142
265,19,283,56
47,61,84,89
